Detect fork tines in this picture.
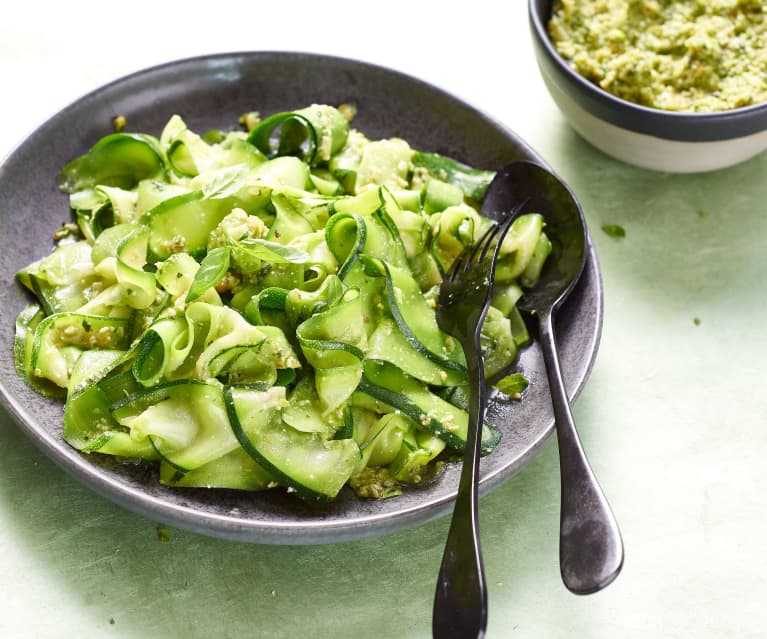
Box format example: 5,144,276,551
448,214,516,283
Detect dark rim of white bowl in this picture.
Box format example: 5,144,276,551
529,0,767,142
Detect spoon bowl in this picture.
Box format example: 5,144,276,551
481,161,586,312
481,160,624,594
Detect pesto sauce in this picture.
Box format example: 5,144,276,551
548,0,767,112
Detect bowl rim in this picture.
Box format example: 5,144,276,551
528,0,767,142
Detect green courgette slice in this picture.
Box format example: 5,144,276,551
225,386,361,502
58,133,165,192
355,360,501,454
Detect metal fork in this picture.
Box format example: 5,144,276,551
432,212,519,639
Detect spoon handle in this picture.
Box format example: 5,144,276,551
538,310,624,594
432,352,487,638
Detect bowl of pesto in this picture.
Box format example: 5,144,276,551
529,0,767,172
0,52,603,544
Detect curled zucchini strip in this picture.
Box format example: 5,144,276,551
296,288,367,414
133,303,300,387
495,213,548,282
355,361,501,454
64,349,142,454
31,312,132,388
160,447,274,490
115,226,156,309
225,385,361,502
366,318,464,387
248,105,349,165
249,112,318,163
17,241,96,315
160,115,219,177
113,380,236,472
429,203,490,274
132,316,192,386
57,133,165,192
15,304,67,398
360,256,466,374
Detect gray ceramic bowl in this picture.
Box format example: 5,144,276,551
529,0,767,173
0,52,602,544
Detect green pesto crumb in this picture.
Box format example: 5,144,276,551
349,466,402,499
338,103,358,122
601,224,626,239
693,317,701,326
698,210,710,219
239,111,261,131
53,222,80,242
112,115,127,132
157,525,171,543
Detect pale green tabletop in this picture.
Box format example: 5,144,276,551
2,2,766,637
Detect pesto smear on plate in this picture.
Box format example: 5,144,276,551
548,0,767,112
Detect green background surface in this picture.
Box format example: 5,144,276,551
2,2,765,637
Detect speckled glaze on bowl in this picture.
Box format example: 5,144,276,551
0,52,602,544
529,0,767,173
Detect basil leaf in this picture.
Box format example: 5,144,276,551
494,372,529,398
201,165,247,200
601,224,626,239
186,247,231,302
237,238,309,264
412,151,495,202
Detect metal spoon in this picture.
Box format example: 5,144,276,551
481,160,624,594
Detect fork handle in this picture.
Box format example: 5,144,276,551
432,346,487,638
538,309,624,594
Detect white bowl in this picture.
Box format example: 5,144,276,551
528,0,767,173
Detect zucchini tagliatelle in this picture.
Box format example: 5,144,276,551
14,104,552,502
